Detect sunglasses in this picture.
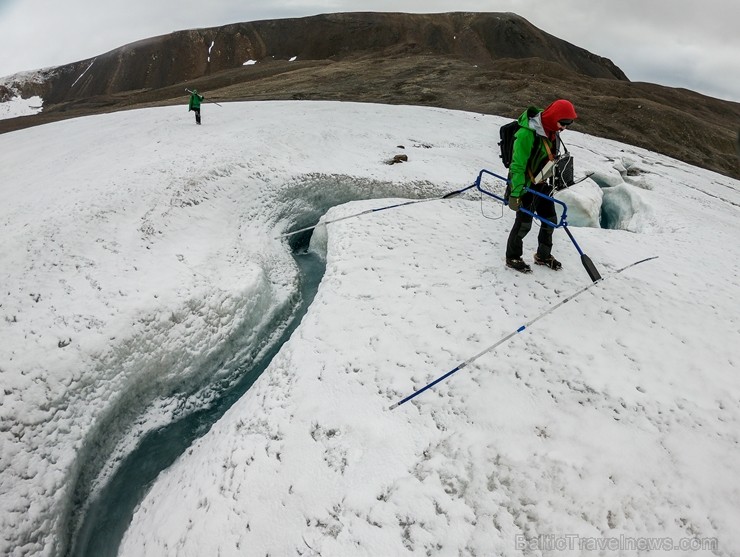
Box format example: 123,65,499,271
558,119,574,127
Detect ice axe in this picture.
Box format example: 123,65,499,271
474,169,601,282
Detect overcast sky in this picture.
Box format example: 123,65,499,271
1,0,738,102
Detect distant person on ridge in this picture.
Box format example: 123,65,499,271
188,89,205,125
505,99,578,273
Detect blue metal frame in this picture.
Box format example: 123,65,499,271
473,168,569,229
474,168,592,260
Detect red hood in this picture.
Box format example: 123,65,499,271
541,99,578,139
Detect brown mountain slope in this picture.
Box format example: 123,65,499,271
2,12,739,179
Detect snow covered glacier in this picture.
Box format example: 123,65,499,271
1,101,739,556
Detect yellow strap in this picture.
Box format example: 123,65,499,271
543,140,555,161
527,138,556,183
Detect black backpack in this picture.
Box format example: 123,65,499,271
498,120,520,169
499,107,543,169
499,119,545,173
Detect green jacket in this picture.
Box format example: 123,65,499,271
188,92,204,110
509,106,557,198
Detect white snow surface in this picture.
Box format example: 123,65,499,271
0,94,43,119
1,101,739,557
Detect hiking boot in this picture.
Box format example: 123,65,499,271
506,258,532,273
534,253,562,270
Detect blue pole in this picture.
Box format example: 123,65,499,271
389,256,658,410
277,184,477,239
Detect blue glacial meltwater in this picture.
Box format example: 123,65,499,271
67,231,324,557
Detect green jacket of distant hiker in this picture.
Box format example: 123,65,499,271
188,91,204,111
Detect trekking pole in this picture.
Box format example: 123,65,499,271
389,255,657,410
475,169,601,282
276,183,477,239
185,88,222,107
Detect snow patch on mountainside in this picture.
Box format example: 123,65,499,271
0,93,43,119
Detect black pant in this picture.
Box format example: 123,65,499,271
193,107,201,124
506,186,557,260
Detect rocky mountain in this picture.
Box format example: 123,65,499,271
2,11,739,179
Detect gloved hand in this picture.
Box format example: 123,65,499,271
508,196,521,211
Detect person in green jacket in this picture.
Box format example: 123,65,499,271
188,89,205,125
505,99,578,273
